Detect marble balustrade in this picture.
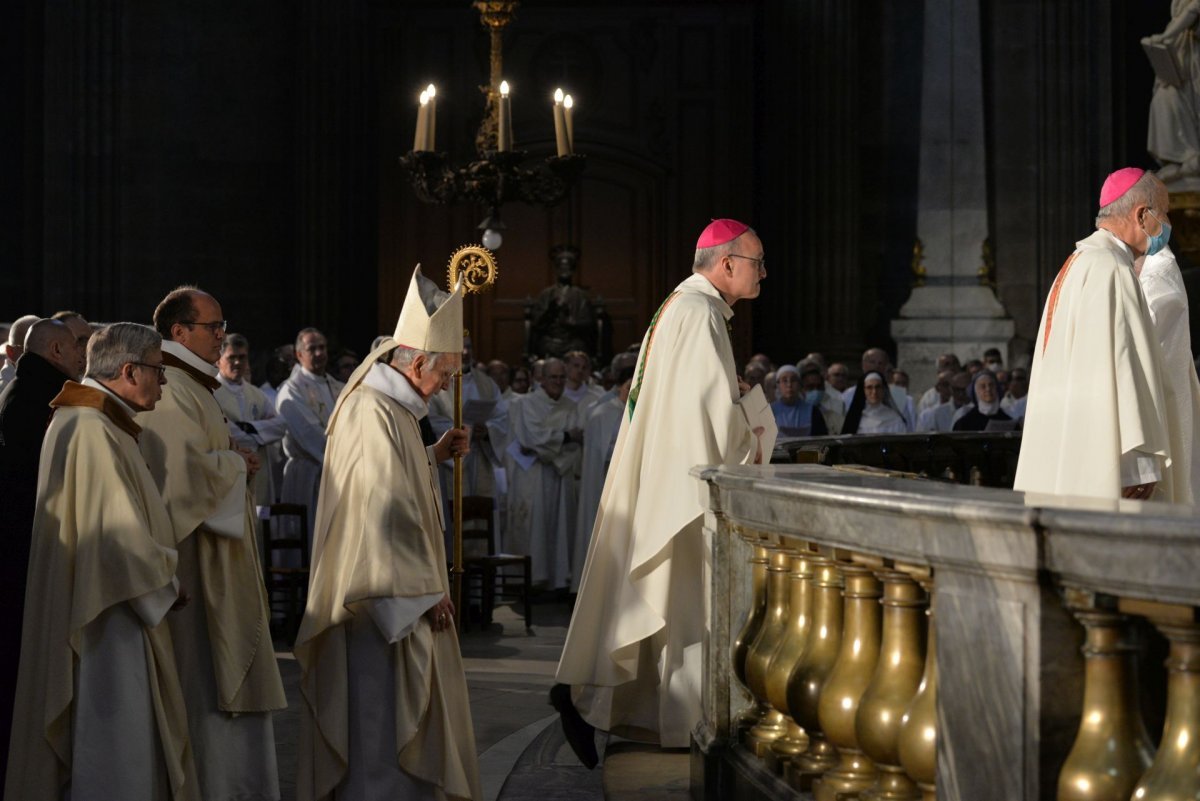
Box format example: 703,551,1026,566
691,463,1200,801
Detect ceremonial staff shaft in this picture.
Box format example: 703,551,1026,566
447,245,498,630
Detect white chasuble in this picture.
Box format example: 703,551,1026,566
136,343,286,801
1140,246,1200,503
1015,229,1172,501
555,272,777,748
504,388,582,589
295,366,481,801
571,394,624,594
5,384,198,801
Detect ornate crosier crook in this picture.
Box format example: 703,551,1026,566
447,245,498,629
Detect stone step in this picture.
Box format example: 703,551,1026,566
601,742,689,801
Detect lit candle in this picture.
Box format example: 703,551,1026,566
553,87,568,157
425,83,437,152
498,80,511,152
563,93,575,154
414,90,429,151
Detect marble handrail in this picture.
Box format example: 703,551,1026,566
691,463,1200,801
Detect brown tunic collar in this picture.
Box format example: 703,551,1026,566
50,382,142,442
162,351,221,392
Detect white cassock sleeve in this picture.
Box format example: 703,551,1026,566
129,576,181,628
204,457,247,538
736,384,778,461
1119,452,1162,487
366,594,444,643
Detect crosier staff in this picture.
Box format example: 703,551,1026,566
446,244,499,629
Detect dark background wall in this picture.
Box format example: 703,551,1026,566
0,0,1174,368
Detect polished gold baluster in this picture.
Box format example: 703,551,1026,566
1130,618,1200,800
858,569,926,801
765,548,817,769
897,574,936,801
786,555,845,789
812,560,883,801
745,547,795,755
733,536,772,732
1057,607,1153,801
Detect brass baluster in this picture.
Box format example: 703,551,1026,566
785,555,845,789
744,547,796,755
1130,618,1200,800
897,573,936,801
812,560,883,801
733,536,772,732
858,569,926,801
1057,606,1153,801
765,548,817,769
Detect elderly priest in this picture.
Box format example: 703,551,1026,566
553,219,777,765
1015,168,1178,501
295,267,480,801
5,322,199,801
137,287,286,801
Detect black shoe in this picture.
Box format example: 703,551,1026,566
549,683,598,769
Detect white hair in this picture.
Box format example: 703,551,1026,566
387,346,451,372
692,227,758,272
86,323,162,380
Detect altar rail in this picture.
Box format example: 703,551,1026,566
691,464,1200,801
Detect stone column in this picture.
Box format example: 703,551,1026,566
892,0,1013,391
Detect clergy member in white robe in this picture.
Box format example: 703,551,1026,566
505,358,582,590
428,336,509,543
570,366,632,594
215,333,289,507
5,323,198,801
276,328,345,539
564,350,606,419
296,266,480,801
137,288,287,801
553,219,777,761
1015,168,1174,501
1138,244,1200,501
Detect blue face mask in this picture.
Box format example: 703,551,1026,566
804,389,823,405
1144,209,1172,256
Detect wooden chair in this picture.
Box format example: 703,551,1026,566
459,495,532,631
261,503,310,643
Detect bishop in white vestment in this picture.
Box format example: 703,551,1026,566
1015,168,1174,501
554,219,776,756
5,324,198,801
296,267,480,801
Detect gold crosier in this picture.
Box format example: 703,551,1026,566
447,244,499,628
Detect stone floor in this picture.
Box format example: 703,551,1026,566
271,599,688,801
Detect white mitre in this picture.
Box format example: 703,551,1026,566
327,265,463,433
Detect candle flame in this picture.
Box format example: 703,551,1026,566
563,94,574,109
426,83,437,98
554,87,564,103
500,80,510,96
419,90,429,105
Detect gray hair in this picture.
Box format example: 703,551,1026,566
86,323,162,380
295,327,324,352
221,332,249,353
692,226,758,272
386,346,450,372
1095,171,1160,226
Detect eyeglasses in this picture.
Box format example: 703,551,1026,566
181,319,228,333
729,254,766,269
130,361,167,378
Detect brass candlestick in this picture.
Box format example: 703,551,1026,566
447,245,497,628
745,547,796,755
813,562,883,801
1131,620,1200,800
897,576,937,801
857,569,926,801
1057,609,1153,801
766,548,817,768
733,536,772,732
786,555,845,788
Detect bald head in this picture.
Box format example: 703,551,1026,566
862,347,890,375
5,314,42,365
25,319,85,380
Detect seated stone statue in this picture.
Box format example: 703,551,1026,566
528,245,597,359
1145,0,1200,186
